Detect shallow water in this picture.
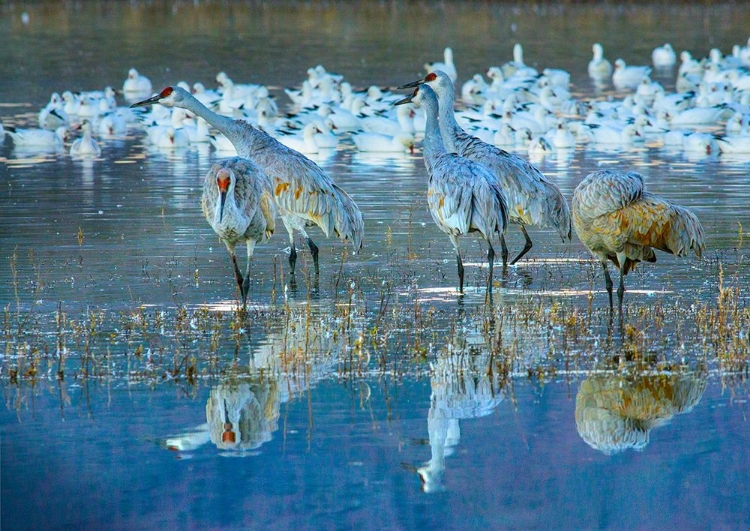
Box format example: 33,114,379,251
2,2,750,530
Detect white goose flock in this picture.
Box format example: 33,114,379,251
4,39,750,163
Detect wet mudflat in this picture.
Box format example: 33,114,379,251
1,2,749,529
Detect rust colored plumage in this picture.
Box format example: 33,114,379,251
572,170,705,309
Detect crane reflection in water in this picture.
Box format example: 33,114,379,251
163,309,343,456
404,328,508,493
575,364,707,455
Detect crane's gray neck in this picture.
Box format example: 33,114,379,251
181,93,236,134
421,97,448,170
180,93,269,158
434,86,463,153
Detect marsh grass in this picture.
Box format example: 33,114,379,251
2,269,746,385
2,224,748,422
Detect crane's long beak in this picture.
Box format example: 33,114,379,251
398,78,425,90
394,92,416,106
219,191,227,222
130,94,161,108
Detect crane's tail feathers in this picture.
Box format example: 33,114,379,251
490,186,509,234
499,191,509,234
619,249,657,274
668,206,705,258
557,215,573,242
548,187,572,242
259,191,277,242
332,186,364,251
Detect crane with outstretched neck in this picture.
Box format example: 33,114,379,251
132,86,363,277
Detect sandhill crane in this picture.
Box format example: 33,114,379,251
572,170,705,310
400,71,570,266
131,86,363,277
202,157,276,307
395,84,508,295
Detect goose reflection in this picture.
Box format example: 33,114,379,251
575,365,707,455
165,314,342,456
410,346,506,492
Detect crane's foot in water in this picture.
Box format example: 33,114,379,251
240,276,251,308
307,238,320,276
288,245,298,276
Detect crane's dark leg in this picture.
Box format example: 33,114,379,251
230,252,244,304
487,242,495,295
486,242,495,304
240,241,255,308
307,237,320,276
241,277,250,307
457,253,464,294
500,234,509,268
510,226,533,265
617,266,626,314
450,235,464,294
288,246,297,275
288,238,297,276
601,261,613,311
282,222,298,276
